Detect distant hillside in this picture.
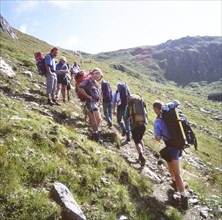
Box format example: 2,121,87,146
93,36,222,86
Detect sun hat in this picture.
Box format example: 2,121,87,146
60,56,67,62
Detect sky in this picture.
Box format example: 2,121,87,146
1,0,221,54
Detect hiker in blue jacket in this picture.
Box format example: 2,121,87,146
153,100,188,209
45,47,60,106
113,83,131,142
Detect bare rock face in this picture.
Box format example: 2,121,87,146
50,182,86,220
0,15,18,40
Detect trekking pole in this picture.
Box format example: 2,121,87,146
174,108,188,146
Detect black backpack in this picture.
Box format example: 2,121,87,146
161,100,197,150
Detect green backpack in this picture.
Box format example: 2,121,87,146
128,94,147,125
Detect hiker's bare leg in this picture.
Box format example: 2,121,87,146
89,111,100,131
56,84,62,100
168,160,185,192
140,140,145,152
62,85,67,101
135,143,143,154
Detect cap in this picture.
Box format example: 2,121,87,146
51,47,59,53
60,56,67,62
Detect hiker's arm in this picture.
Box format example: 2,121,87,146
56,69,68,74
46,64,53,74
112,92,117,115
78,88,92,100
155,136,162,141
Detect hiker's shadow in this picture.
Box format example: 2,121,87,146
51,111,88,129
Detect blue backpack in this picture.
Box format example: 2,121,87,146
117,83,130,108
101,80,112,102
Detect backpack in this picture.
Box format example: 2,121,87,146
34,52,47,76
101,80,112,102
161,100,198,150
117,83,129,108
128,94,147,125
75,70,89,101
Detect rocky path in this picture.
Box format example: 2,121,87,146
103,131,219,220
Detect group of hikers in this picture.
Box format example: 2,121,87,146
39,46,191,209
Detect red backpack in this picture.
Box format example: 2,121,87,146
34,52,47,76
75,70,89,101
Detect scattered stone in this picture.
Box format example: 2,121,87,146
189,198,199,205
200,206,210,219
0,57,16,78
50,182,86,220
23,70,33,78
119,215,128,220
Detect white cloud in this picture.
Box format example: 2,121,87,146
48,0,73,9
62,36,79,49
15,1,38,17
20,24,27,34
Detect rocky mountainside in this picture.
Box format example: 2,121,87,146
93,36,222,86
0,15,18,40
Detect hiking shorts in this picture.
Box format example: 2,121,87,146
168,147,182,160
86,102,98,113
131,124,146,144
160,147,182,162
57,76,68,85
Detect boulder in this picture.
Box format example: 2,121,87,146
50,182,86,220
0,57,16,78
0,15,18,40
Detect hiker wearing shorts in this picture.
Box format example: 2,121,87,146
153,100,188,209
55,56,69,103
45,47,60,106
78,68,103,142
124,94,147,166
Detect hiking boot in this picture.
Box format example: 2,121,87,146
139,153,146,167
122,129,126,137
180,196,188,210
126,132,131,142
52,99,61,106
170,181,178,191
47,99,55,106
108,121,112,128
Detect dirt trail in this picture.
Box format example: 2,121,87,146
100,123,217,220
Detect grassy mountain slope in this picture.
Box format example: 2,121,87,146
0,29,221,219
92,36,222,87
